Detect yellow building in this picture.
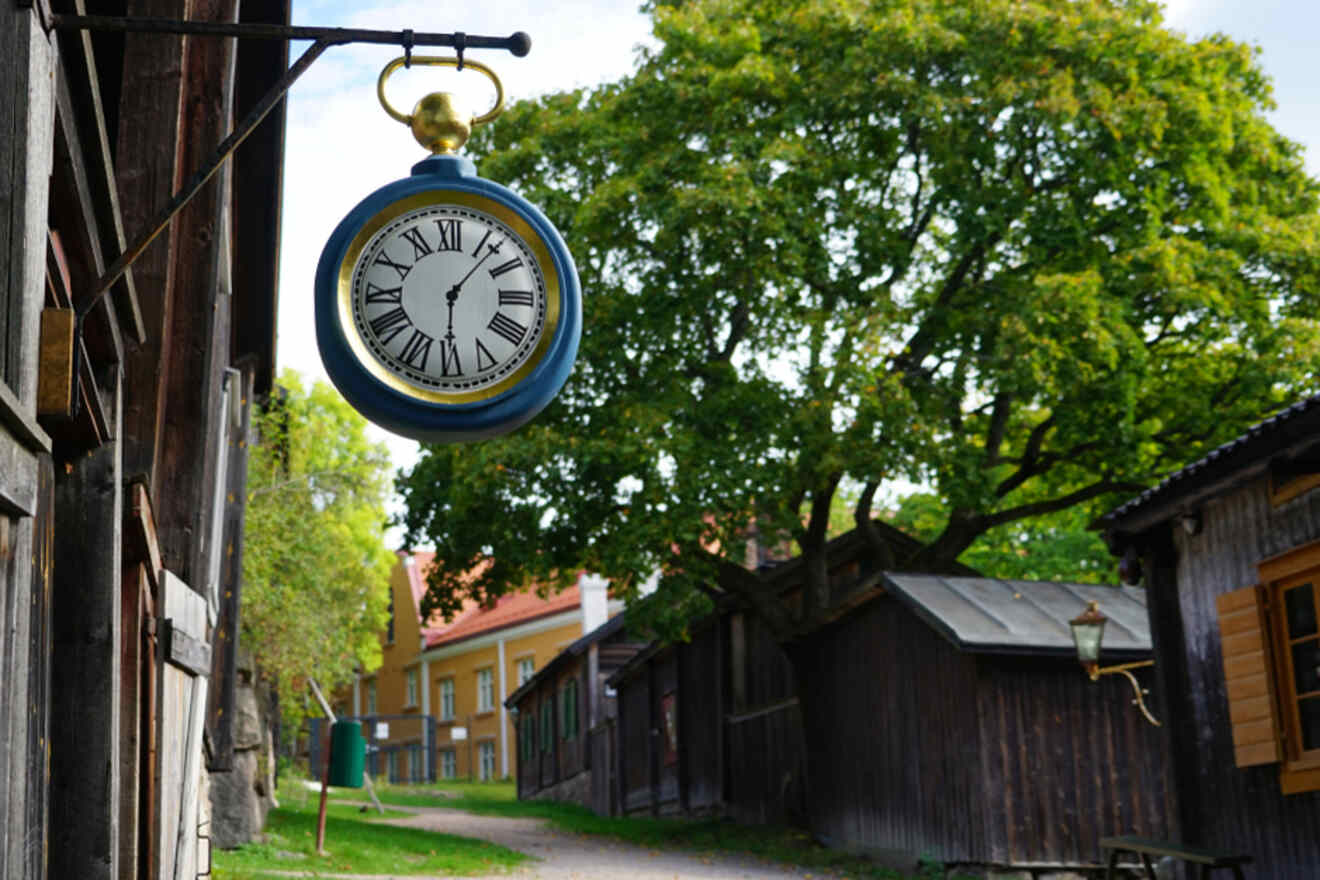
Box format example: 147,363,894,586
354,551,613,781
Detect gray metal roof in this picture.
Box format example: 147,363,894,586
881,573,1151,659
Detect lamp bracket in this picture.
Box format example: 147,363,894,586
1094,659,1160,726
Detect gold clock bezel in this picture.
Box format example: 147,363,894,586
336,190,562,404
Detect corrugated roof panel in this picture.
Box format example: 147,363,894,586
882,573,1151,658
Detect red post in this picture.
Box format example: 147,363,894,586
315,721,331,854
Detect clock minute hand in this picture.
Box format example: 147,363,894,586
445,237,504,301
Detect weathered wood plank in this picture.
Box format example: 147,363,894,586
125,480,163,591
161,618,212,677
206,364,252,770
0,13,56,878
152,0,238,584
117,0,187,487
119,563,147,880
52,0,145,346
49,374,122,880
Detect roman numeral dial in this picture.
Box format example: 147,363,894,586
349,201,551,398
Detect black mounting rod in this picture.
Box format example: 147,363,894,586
49,15,532,57
54,14,532,321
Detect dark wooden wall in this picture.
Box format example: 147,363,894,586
1158,477,1320,879
796,596,1170,866
619,658,652,813
556,663,586,782
613,610,807,822
679,619,723,812
976,655,1171,864
725,612,805,824
797,597,984,860
652,652,680,812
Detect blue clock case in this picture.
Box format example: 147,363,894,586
315,155,582,443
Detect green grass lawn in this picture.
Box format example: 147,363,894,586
212,782,527,879
328,778,971,880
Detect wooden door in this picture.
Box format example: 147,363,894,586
155,571,211,880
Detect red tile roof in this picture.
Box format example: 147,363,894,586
425,585,581,649
398,551,583,649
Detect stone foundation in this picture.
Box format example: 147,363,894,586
526,770,592,808
208,649,277,849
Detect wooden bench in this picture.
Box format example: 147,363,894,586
1101,836,1252,880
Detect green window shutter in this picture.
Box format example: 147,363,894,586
569,680,578,738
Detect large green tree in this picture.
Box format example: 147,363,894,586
398,0,1320,639
242,371,395,723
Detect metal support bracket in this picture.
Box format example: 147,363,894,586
1091,659,1161,726
48,14,532,321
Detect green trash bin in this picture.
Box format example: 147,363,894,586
328,720,364,788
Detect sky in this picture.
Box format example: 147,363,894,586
276,0,1320,539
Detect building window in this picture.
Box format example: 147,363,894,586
386,589,395,643
439,678,455,721
1277,577,1320,760
520,716,536,762
366,679,377,715
560,679,578,740
440,749,457,779
1219,541,1320,794
477,667,494,713
478,741,496,781
413,743,428,782
517,656,535,686
405,667,419,707
387,749,399,783
540,700,552,752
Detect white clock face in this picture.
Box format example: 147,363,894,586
349,203,549,396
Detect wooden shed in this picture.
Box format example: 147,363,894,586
608,602,809,824
796,574,1170,870
1102,394,1320,879
505,611,648,814
609,572,1173,873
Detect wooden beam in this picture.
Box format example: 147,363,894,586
206,364,253,770
116,0,187,487
151,0,238,582
48,374,123,880
51,0,145,346
125,480,162,591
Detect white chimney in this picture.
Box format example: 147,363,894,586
579,572,610,635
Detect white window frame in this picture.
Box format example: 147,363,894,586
478,740,496,781
477,667,494,713
439,677,455,721
516,656,535,686
366,679,377,715
405,667,419,707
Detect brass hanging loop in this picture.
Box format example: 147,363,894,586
377,56,505,155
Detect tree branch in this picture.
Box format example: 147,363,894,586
993,414,1056,498
983,392,1013,466
854,480,896,570
982,479,1146,530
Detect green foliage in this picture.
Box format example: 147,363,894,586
889,493,1113,583
398,0,1320,633
241,371,395,726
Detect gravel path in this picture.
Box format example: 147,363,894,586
389,807,825,879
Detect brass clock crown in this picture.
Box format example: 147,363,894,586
378,56,505,156
410,92,472,154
